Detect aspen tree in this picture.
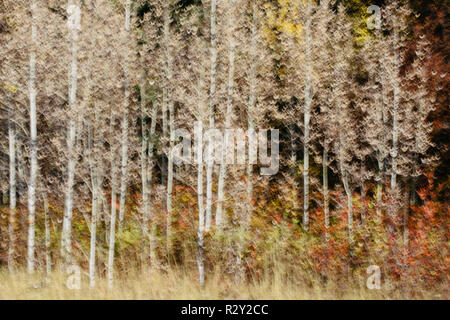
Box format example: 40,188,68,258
361,28,391,220
245,2,258,220
61,0,81,264
216,0,237,229
377,1,411,243
27,0,38,273
312,0,333,236
8,102,16,270
176,8,210,284
205,0,217,231
280,0,316,231
163,0,175,250
140,5,162,266
43,194,51,277
118,0,132,232
139,68,152,265
383,1,411,193
330,4,357,242
302,0,313,231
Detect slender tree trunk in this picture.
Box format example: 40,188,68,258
338,122,353,242
16,145,25,218
391,29,400,191
147,97,158,266
44,195,51,277
289,124,300,211
89,180,98,288
205,0,217,231
62,0,80,264
376,91,384,218
8,106,16,271
162,96,168,189
118,112,129,232
246,5,257,222
216,0,236,229
27,1,38,274
376,164,383,217
86,99,100,287
163,2,174,251
107,182,117,288
87,116,99,287
101,185,110,245
360,164,366,226
118,1,131,232
160,4,169,201
196,121,205,286
246,141,254,217
167,103,174,250
140,72,150,265
405,179,416,247
302,2,312,231
323,146,329,239
343,176,353,243
140,102,158,267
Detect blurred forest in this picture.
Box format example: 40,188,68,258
0,0,448,298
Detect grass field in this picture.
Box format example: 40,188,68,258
0,267,446,300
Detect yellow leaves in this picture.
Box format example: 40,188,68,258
281,21,302,36
353,17,372,47
264,0,304,42
4,84,18,93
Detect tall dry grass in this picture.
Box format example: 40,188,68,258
0,266,446,300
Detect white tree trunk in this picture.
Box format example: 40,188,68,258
323,146,329,239
148,104,158,265
118,1,131,232
107,183,117,288
27,1,38,274
8,106,16,271
391,29,400,191
205,0,217,231
376,162,383,217
167,104,174,249
196,121,205,286
302,3,312,232
88,118,99,287
61,0,80,264
289,124,300,211
216,0,236,229
360,164,366,225
339,147,353,242
89,181,98,288
140,72,150,264
44,195,51,277
141,72,158,266
163,2,174,250
118,113,129,232
245,3,257,223
376,91,384,218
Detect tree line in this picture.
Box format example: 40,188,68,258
0,0,447,287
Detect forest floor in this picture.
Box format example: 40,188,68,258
0,268,446,299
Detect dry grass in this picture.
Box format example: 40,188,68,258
0,267,446,300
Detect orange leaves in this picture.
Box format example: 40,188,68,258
273,214,283,223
